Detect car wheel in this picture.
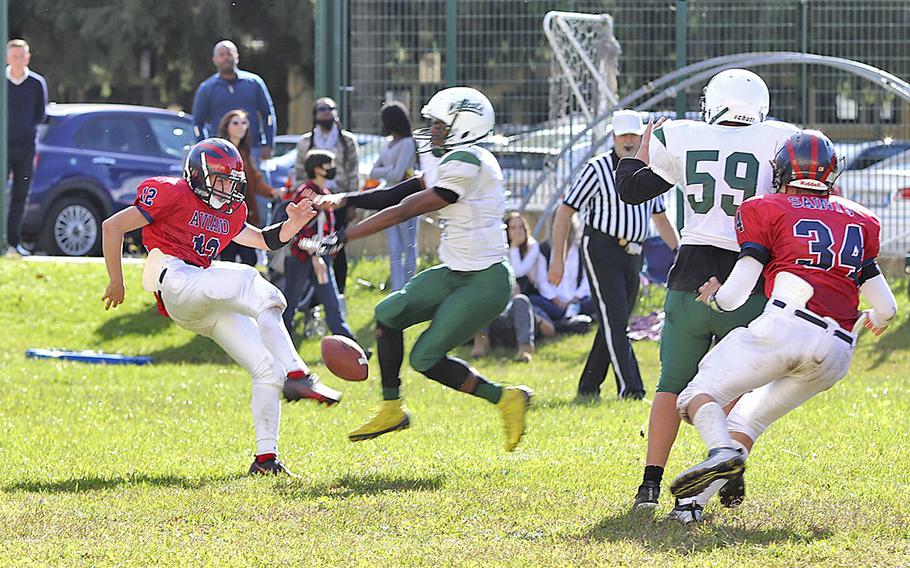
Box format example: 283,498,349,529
41,196,103,257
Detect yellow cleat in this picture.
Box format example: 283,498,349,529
349,400,411,442
497,386,532,451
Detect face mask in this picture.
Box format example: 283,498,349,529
323,167,337,180
316,119,334,129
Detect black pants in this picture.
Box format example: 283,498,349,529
332,204,351,294
7,145,35,248
577,228,644,398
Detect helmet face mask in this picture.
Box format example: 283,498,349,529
414,87,495,155
701,69,770,126
184,138,247,213
772,130,841,194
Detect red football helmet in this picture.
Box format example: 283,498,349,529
184,138,247,213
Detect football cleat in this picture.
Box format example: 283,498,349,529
498,386,533,452
349,400,411,442
667,499,704,525
719,470,746,508
283,373,342,405
670,448,745,499
633,480,661,510
248,457,296,477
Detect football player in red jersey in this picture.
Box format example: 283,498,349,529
667,130,898,508
100,138,343,476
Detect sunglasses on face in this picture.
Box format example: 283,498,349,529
315,105,335,112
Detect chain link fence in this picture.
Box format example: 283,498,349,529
338,0,910,256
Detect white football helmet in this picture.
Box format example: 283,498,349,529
414,86,495,154
701,69,770,126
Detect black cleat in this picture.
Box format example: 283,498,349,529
670,448,745,499
283,373,342,405
667,499,704,525
248,457,296,477
719,470,746,508
633,480,660,510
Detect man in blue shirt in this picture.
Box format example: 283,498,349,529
191,40,277,160
6,39,48,255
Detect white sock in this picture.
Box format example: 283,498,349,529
256,307,306,375
692,401,734,451
252,383,281,455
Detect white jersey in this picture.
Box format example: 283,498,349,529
433,145,507,271
648,119,798,251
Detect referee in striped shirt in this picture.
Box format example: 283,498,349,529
549,110,678,400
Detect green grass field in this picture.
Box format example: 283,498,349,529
0,256,907,567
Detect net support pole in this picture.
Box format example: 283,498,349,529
674,0,687,230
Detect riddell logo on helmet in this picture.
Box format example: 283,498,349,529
448,98,485,115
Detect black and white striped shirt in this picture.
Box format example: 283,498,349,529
563,151,666,243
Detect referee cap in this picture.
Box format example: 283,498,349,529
612,110,645,136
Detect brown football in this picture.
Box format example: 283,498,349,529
320,335,369,381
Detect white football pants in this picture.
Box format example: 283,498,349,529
677,299,855,442
157,259,307,455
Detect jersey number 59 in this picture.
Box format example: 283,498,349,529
685,151,759,216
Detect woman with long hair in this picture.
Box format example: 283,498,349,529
369,102,419,290
216,109,281,265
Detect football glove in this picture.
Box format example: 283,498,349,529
315,230,347,256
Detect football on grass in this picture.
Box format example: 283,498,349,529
320,335,369,381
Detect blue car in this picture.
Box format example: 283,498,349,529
22,104,196,256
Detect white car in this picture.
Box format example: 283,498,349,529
835,147,910,255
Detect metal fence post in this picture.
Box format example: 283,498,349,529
675,0,687,230
0,0,7,254
446,0,457,86
315,0,328,97
801,0,809,125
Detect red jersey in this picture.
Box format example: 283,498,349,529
135,176,249,269
736,193,881,330
289,181,334,262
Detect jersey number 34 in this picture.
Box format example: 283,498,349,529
794,219,864,278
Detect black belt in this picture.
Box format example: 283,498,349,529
771,299,853,344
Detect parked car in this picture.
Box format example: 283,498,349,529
22,104,196,256
834,146,910,255
261,133,385,191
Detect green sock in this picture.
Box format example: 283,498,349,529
474,383,503,404
382,387,401,401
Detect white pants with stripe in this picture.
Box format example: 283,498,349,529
677,300,855,442
153,258,306,456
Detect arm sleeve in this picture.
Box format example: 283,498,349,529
859,274,898,328
35,74,48,125
614,158,674,205
509,243,541,278
713,256,764,311
256,76,277,147
653,192,667,214
735,199,773,264
434,152,481,201
562,162,597,211
133,181,175,223
346,176,425,210
191,83,209,141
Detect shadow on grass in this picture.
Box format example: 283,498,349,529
580,509,833,552
95,303,172,340
147,335,234,365
275,472,445,500
4,473,245,494
865,315,909,370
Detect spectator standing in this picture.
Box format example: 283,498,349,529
6,39,48,255
192,41,276,161
282,150,356,343
295,98,360,294
369,102,418,291
549,110,679,401
216,109,281,265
